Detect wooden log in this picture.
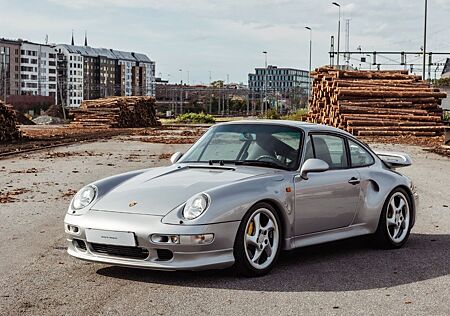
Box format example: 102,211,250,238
337,89,447,99
346,120,439,126
356,130,438,137
341,114,442,122
339,105,429,115
350,126,444,131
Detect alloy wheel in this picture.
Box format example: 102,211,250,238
244,208,280,270
386,192,410,243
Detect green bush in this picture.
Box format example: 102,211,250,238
281,109,309,121
176,112,216,124
259,109,280,120
443,111,450,122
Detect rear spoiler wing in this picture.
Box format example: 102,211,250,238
375,151,412,168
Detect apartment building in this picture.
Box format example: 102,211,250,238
248,65,309,95
55,45,155,106
0,37,156,108
95,48,116,98
0,38,21,99
19,42,58,103
55,45,84,107
133,53,156,97
111,50,136,96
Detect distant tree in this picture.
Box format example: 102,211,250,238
210,80,224,88
432,77,450,86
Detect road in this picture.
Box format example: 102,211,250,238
0,139,449,315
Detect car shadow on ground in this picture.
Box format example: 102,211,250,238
96,233,450,292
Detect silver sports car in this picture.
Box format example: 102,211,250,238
64,121,418,276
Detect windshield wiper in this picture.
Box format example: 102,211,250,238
234,160,289,171
193,160,289,171
208,159,229,166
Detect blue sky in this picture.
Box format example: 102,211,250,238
1,0,450,84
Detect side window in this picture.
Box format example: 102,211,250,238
348,139,374,167
311,134,348,169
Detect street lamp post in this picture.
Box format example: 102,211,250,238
422,0,428,80
262,51,267,114
179,69,183,114
0,51,5,102
332,2,341,68
305,27,312,108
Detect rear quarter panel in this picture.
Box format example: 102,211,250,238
353,161,413,232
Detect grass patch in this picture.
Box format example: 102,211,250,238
281,109,309,121
176,112,216,124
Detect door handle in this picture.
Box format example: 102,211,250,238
348,177,360,185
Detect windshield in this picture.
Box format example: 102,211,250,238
179,124,303,170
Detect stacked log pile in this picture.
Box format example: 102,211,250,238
308,67,446,137
70,96,160,128
0,100,22,142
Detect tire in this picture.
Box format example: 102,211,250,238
373,187,412,249
233,202,282,277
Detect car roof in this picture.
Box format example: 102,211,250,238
215,120,353,136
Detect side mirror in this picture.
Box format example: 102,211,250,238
300,158,329,180
170,152,183,164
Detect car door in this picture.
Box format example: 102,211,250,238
294,133,361,235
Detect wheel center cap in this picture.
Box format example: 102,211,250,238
258,234,265,244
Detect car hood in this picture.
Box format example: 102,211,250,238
91,165,273,216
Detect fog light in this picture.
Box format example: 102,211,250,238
150,234,180,244
65,224,80,235
180,234,214,245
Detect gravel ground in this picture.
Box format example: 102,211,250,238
0,139,449,315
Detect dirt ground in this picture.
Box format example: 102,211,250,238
0,138,449,315
0,125,207,157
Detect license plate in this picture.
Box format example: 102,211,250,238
85,229,136,247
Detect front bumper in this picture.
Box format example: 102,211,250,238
64,210,240,271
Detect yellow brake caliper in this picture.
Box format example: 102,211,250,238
247,221,254,236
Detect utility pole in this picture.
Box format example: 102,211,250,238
345,19,350,66
226,74,230,115
422,0,428,80
329,36,335,66
305,27,312,108
38,44,42,96
209,70,212,113
332,2,341,67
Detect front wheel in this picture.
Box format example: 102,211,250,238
233,202,282,277
373,188,412,249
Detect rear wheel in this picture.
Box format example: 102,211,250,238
373,188,412,249
233,202,282,277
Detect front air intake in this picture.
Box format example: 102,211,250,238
156,249,174,261
90,243,149,260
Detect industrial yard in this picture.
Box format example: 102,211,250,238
0,137,449,315
1,0,450,314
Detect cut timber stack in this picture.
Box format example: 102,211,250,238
308,67,446,137
0,100,22,142
70,96,160,128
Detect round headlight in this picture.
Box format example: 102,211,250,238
72,186,97,210
183,194,209,220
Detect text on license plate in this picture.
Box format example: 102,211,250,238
85,229,136,247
